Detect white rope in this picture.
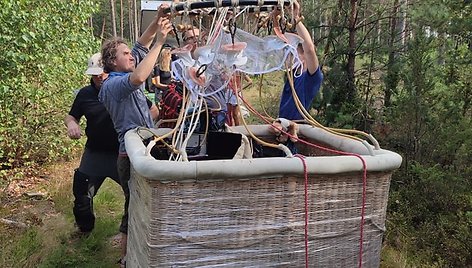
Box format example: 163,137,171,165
183,0,190,17
169,91,189,161
208,8,224,44
230,0,239,8
234,6,248,19
172,95,204,161
168,8,303,158
170,86,201,161
207,7,228,45
289,0,294,26
198,16,203,44
169,36,230,160
170,2,177,17
208,5,219,43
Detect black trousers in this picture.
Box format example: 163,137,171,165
72,169,120,232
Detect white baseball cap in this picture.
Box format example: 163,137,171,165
85,53,103,75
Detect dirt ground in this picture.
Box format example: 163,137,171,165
0,159,77,231
1,157,123,267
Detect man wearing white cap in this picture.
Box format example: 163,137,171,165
64,53,120,236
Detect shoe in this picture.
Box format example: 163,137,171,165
117,257,126,268
110,233,122,248
70,229,91,240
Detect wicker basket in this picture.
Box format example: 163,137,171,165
124,125,402,268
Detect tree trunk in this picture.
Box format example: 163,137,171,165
346,0,359,100
385,0,400,107
128,0,134,42
322,0,343,63
400,0,408,47
110,0,117,37
100,17,106,41
89,16,94,37
133,0,139,41
120,0,124,38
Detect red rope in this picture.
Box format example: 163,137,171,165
294,154,309,268
240,96,368,267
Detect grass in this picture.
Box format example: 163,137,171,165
380,245,410,268
0,158,123,268
239,72,284,124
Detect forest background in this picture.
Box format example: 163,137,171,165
0,0,471,267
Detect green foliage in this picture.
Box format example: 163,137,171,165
410,0,472,36
382,22,472,267
387,164,472,266
0,1,100,179
303,0,394,130
241,73,284,124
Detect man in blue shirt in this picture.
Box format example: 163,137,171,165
278,0,323,120
98,5,171,266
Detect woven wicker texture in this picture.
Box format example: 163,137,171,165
127,168,391,267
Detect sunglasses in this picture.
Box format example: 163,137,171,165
183,35,199,42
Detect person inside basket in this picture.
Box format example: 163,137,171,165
226,71,253,126
98,5,172,267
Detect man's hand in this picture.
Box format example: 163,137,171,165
292,0,301,20
67,122,81,139
156,4,170,20
139,4,171,48
149,103,159,121
65,115,81,139
270,6,282,27
155,17,173,44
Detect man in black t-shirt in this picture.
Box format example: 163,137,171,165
65,53,121,236
65,53,158,241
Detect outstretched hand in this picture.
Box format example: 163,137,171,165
271,0,301,28
154,4,171,40
292,0,301,19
